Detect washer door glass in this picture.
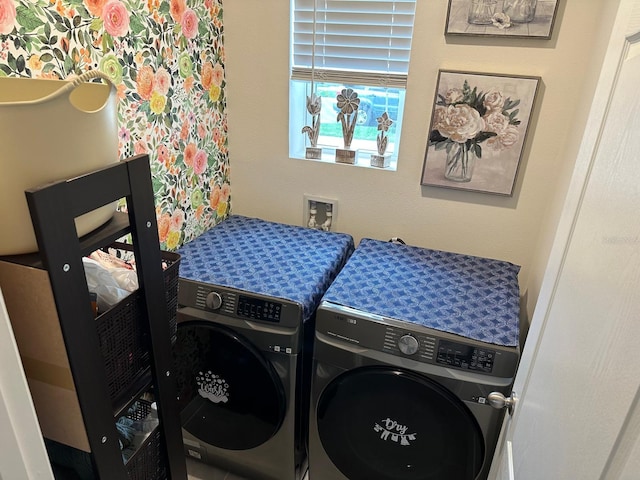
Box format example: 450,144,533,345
174,320,286,450
317,366,484,480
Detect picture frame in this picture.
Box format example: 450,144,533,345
421,70,540,196
445,0,559,39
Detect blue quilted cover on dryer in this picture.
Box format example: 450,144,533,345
177,215,355,322
322,238,521,346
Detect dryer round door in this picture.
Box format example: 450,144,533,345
173,320,287,450
316,366,484,480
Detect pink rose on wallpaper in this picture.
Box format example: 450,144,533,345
209,185,221,210
184,143,197,167
193,150,207,174
212,63,224,87
155,67,171,95
136,65,155,100
181,8,198,39
84,0,107,17
201,62,213,90
221,183,230,201
0,0,17,35
157,212,171,243
157,144,169,164
170,0,186,23
102,0,129,37
134,140,147,154
171,209,185,231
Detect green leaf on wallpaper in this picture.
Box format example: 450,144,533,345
198,21,208,37
16,55,26,72
102,32,114,53
158,1,170,14
64,55,73,75
16,5,45,30
40,53,54,62
130,16,146,36
0,65,10,76
90,18,103,31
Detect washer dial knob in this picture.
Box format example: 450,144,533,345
205,291,223,310
398,334,419,355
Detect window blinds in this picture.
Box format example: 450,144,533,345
291,0,417,88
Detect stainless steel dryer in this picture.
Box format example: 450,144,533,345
172,215,353,480
308,238,521,480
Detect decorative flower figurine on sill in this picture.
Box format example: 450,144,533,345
376,112,393,156
429,80,521,182
301,93,322,148
336,88,360,150
370,111,393,168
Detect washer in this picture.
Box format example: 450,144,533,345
172,215,353,480
308,238,521,480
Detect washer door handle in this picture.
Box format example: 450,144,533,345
488,391,517,415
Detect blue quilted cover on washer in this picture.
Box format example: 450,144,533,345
322,238,521,346
177,215,355,322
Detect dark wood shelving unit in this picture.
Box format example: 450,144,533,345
0,155,186,479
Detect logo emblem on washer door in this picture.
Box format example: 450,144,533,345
196,370,229,403
373,418,417,446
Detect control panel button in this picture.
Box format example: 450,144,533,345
205,291,223,310
398,334,419,355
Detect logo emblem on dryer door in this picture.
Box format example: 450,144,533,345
196,370,229,404
373,418,417,446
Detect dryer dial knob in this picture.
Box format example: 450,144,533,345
205,291,223,310
398,334,419,355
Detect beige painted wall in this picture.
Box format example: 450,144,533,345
223,0,614,318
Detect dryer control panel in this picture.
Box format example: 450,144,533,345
317,303,519,379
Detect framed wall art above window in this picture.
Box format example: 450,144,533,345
445,0,560,39
421,70,540,196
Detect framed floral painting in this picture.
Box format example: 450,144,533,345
421,70,540,196
445,0,560,39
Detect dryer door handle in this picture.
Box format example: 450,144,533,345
488,391,517,415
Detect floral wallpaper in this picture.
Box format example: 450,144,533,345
0,0,230,250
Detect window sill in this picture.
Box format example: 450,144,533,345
292,150,398,171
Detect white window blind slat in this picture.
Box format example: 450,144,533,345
291,0,417,86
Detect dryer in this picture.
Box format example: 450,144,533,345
172,215,353,480
308,238,521,480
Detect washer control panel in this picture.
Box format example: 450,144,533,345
178,278,302,328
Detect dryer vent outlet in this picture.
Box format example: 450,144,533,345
304,195,337,232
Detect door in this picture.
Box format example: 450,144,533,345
0,289,54,480
316,366,485,480
489,1,640,478
173,320,287,450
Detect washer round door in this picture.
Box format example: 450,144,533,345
173,320,287,450
316,366,485,480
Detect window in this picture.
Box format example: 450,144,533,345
290,0,417,169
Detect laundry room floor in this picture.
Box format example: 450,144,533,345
186,458,310,480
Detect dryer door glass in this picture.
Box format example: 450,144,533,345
173,321,287,450
317,367,484,480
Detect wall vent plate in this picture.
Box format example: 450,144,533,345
303,194,338,232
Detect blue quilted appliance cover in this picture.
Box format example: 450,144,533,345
322,238,521,347
177,215,355,322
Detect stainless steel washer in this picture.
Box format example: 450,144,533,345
172,215,353,480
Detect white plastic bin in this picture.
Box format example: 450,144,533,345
0,71,119,255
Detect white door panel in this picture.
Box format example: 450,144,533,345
489,0,640,478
